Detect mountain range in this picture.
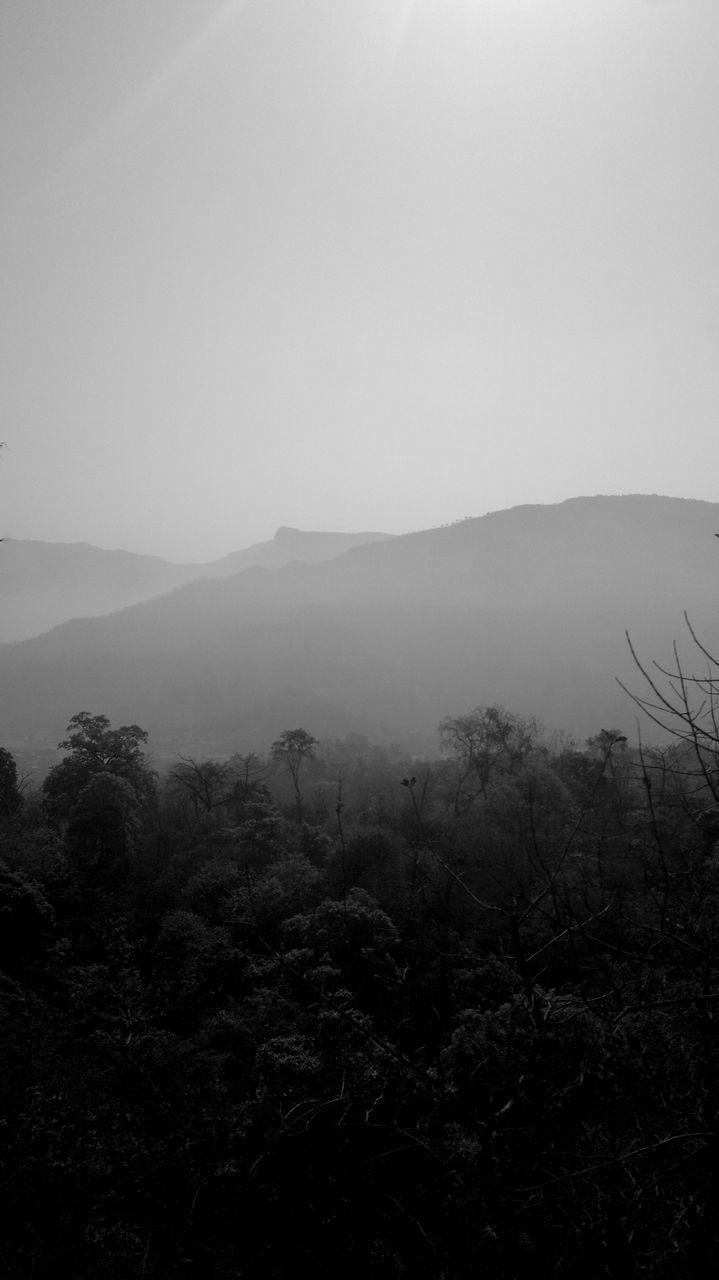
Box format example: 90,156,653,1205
2,496,718,774
0,526,391,643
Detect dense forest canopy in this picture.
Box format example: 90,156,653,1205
3,631,719,1275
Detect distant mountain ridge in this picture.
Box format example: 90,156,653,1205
0,527,391,642
1,496,717,767
210,527,392,575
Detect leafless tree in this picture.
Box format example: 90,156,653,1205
618,614,719,806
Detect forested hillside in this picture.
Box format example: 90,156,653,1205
2,679,719,1275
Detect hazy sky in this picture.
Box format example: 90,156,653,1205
1,0,718,560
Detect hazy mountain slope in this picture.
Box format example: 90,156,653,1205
0,541,192,643
1,496,717,761
210,527,390,575
0,527,391,641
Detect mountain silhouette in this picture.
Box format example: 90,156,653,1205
1,496,717,769
0,527,390,642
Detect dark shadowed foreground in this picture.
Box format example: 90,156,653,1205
2,673,719,1275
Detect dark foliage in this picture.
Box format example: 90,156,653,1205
2,697,719,1277
0,746,23,818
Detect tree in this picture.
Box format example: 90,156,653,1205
0,859,54,974
59,711,149,774
168,756,233,820
226,751,269,805
271,728,317,820
43,712,155,827
41,715,155,884
64,772,142,874
620,617,719,805
0,747,22,818
439,704,539,815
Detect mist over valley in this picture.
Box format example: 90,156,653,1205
2,494,716,774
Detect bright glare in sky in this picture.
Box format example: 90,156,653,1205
1,0,718,559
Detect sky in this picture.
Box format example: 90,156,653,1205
1,0,718,562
